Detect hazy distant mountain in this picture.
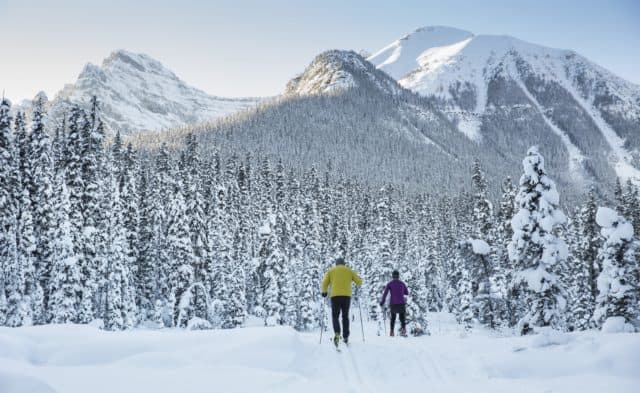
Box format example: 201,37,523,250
368,26,640,185
40,50,260,135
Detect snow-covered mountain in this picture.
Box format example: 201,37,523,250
43,50,260,135
285,50,404,96
369,26,640,184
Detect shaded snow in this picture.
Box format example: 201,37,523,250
602,317,636,334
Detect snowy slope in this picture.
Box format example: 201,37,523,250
369,26,640,183
45,50,260,135
1,314,639,393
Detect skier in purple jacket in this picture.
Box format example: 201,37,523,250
379,270,409,337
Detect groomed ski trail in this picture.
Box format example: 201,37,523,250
344,344,381,393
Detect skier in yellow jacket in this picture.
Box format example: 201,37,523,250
321,257,362,345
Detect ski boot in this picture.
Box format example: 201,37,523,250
399,327,407,337
333,333,340,347
390,330,394,337
343,336,349,345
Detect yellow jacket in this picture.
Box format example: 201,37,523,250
321,265,362,297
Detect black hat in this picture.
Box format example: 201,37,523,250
392,270,400,278
335,257,345,265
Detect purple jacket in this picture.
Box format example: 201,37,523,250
380,279,408,305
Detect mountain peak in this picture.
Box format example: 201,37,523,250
286,50,403,96
101,49,177,79
368,26,474,80
404,26,473,41
49,49,259,134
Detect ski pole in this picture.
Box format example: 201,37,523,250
358,298,365,342
382,306,387,336
319,297,325,344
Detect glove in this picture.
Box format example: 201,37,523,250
321,292,327,298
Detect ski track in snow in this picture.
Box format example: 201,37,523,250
346,348,373,392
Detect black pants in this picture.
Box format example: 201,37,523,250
331,296,351,338
390,304,406,332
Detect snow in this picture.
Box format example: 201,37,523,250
455,114,483,141
469,239,490,255
596,207,620,228
517,265,557,293
368,26,474,80
596,207,634,243
601,317,636,334
1,314,639,393
530,326,572,347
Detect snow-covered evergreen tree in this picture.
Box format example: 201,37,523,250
0,99,25,327
256,215,283,326
508,147,568,334
79,98,106,323
593,207,639,331
569,187,600,330
48,174,82,324
167,182,195,327
102,163,137,331
622,180,640,236
471,159,493,240
496,177,517,327
27,97,55,325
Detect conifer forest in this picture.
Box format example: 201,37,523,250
1,97,638,335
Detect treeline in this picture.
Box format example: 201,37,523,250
0,98,638,333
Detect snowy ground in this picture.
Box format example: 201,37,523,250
1,313,639,393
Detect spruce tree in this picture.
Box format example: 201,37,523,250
48,174,82,324
593,207,639,330
0,99,24,327
496,177,517,327
508,147,568,334
622,180,640,236
102,171,137,331
167,183,195,327
28,97,56,324
13,112,38,326
570,187,600,330
79,100,105,323
221,230,247,329
256,215,283,326
471,159,493,240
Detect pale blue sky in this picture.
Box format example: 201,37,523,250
1,0,638,101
